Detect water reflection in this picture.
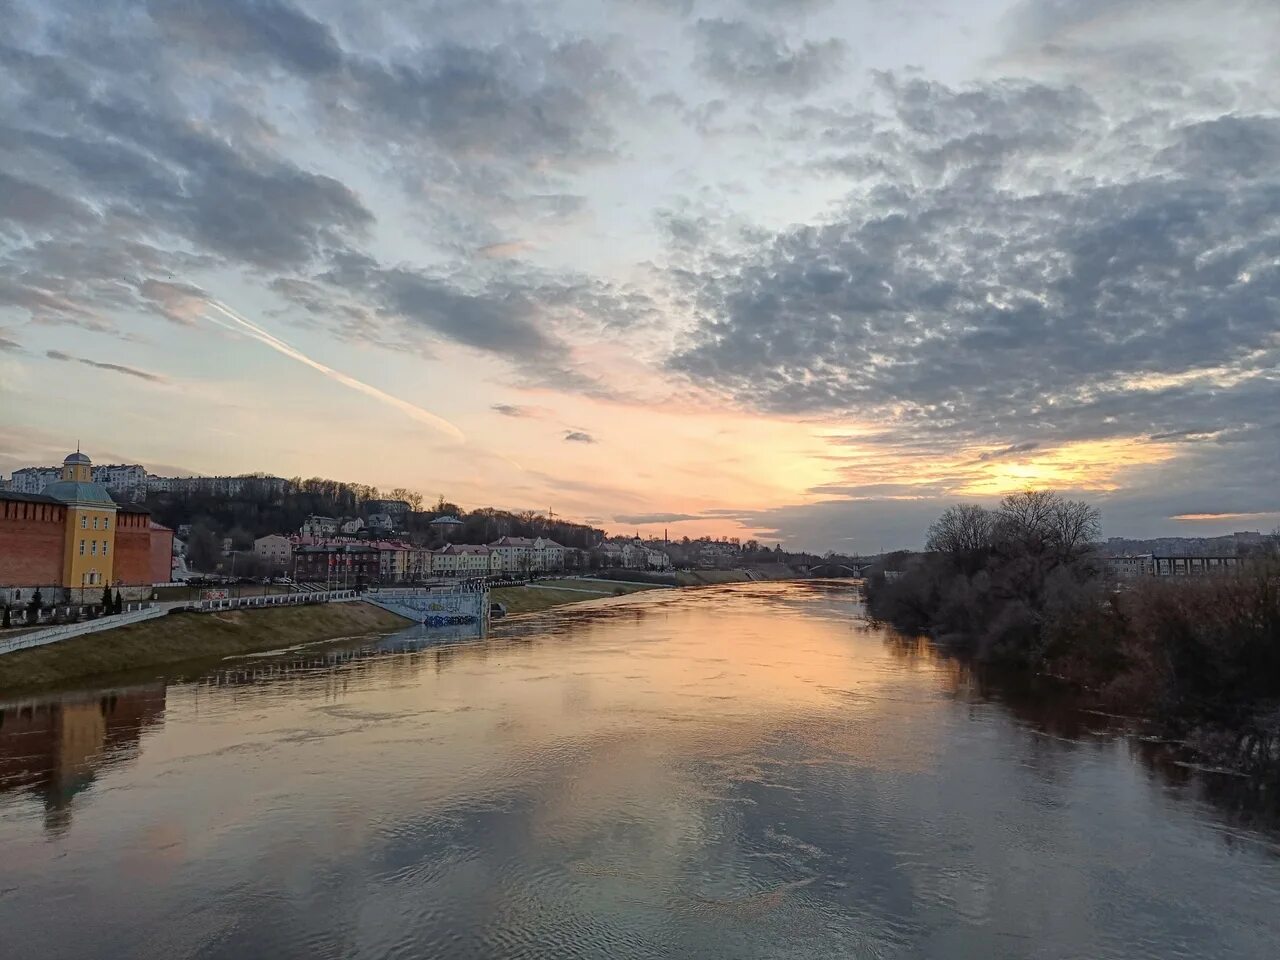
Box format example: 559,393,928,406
0,582,1277,959
883,628,1280,854
0,684,166,834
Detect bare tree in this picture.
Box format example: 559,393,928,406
1049,498,1101,561
926,504,995,573
995,490,1060,551
388,487,424,511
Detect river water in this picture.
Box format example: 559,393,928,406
1,582,1278,959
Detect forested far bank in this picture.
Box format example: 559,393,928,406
866,491,1280,775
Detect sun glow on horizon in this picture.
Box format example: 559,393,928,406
956,437,1178,497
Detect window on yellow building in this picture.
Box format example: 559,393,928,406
80,539,86,555
104,516,109,530
91,540,97,556
93,516,99,529
81,516,87,529
103,542,109,557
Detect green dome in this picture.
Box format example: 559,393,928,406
44,479,117,506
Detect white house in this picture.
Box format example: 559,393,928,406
645,548,672,570
254,534,293,570
340,518,365,535
366,513,397,533
301,515,339,538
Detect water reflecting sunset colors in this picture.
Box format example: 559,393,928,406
1,583,1277,959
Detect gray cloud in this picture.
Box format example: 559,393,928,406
693,19,847,95
670,76,1280,448
492,404,540,418
148,0,344,76
564,430,597,443
143,0,630,182
613,512,704,524
0,1,646,388
2,64,374,271
0,333,21,352
662,55,1280,543
45,349,167,383
977,441,1040,462
0,171,94,228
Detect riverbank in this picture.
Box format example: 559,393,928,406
492,578,660,616
0,602,410,693
867,562,1280,776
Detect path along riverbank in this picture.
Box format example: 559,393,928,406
0,602,411,694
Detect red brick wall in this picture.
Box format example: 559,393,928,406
113,511,152,587
149,526,174,584
0,499,66,587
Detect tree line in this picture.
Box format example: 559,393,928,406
867,490,1280,772
140,480,610,571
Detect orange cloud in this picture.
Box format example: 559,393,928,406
1171,512,1278,522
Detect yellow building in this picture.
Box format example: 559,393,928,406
44,451,120,593
1,450,165,604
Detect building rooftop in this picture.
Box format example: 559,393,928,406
64,451,91,465
296,543,378,554
43,479,117,506
0,490,61,505
429,515,464,525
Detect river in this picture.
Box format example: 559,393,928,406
1,581,1278,958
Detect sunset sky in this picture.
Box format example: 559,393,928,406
2,0,1278,551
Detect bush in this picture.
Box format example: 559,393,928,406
1110,568,1280,722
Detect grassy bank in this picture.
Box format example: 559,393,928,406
492,579,658,616
0,602,410,693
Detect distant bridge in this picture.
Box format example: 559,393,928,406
807,562,869,578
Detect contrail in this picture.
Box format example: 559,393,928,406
202,299,465,442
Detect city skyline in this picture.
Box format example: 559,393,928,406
3,1,1279,552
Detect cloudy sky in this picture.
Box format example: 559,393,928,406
2,0,1278,551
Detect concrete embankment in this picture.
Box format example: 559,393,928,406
0,602,411,693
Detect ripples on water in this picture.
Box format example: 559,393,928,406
1,582,1278,959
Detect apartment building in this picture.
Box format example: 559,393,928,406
253,534,293,570
432,544,499,577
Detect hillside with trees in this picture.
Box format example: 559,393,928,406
138,478,607,556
